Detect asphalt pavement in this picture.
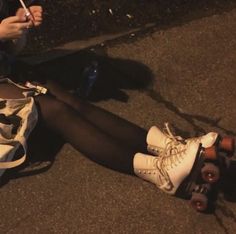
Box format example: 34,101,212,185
1,4,236,234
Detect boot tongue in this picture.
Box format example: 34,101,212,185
201,132,218,148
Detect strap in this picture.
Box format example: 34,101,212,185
0,137,27,169
0,78,47,96
0,154,26,169
0,78,28,90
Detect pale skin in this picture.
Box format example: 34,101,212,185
0,5,43,52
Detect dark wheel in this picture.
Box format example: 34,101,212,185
202,146,217,160
220,137,235,154
190,192,208,212
201,163,220,183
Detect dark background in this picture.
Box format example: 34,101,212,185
25,0,236,52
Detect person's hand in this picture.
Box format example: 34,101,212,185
0,16,31,40
16,6,43,28
29,6,43,27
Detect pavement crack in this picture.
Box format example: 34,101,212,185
146,88,236,136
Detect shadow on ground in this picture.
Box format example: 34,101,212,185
15,49,154,102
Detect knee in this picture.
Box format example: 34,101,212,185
35,95,70,122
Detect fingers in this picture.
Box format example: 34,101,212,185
28,6,43,27
2,5,43,37
16,8,26,18
28,13,42,23
33,12,43,19
3,16,27,24
29,6,43,18
1,16,31,38
19,21,32,29
7,17,32,29
2,16,31,30
29,6,43,13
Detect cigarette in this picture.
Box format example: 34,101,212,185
18,0,31,17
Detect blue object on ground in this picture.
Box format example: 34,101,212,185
76,61,98,98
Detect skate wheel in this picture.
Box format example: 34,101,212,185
201,163,220,183
190,192,208,212
219,137,235,154
202,146,217,160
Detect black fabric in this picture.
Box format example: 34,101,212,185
34,81,148,174
0,1,9,21
0,81,148,174
0,113,10,124
0,113,21,135
0,1,146,175
0,1,13,76
44,81,148,153
0,50,13,76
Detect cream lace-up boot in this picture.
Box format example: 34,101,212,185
133,141,200,195
147,123,218,156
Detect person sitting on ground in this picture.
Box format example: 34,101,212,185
0,0,226,212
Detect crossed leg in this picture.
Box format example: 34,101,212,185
44,80,148,152
0,82,148,174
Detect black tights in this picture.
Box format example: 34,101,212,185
0,81,148,174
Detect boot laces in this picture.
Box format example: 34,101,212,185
152,141,187,189
159,140,186,169
163,122,203,144
154,123,188,182
149,122,184,155
163,122,184,143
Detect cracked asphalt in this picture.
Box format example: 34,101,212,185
1,3,236,234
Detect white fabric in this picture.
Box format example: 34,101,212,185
0,78,39,177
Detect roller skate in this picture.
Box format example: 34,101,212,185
134,141,218,212
142,123,235,211
147,123,234,158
